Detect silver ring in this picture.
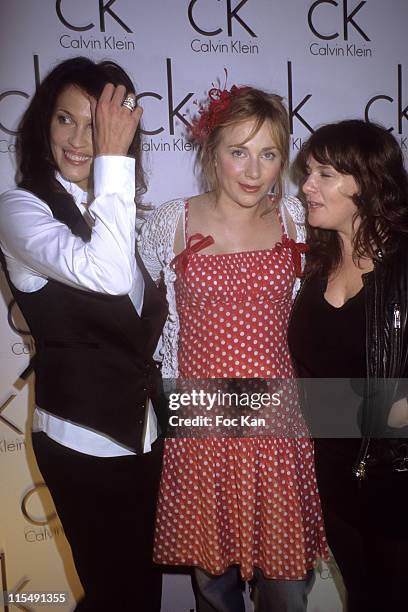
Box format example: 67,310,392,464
122,95,136,112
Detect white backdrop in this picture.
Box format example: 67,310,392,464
0,1,407,610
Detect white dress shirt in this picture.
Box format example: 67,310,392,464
0,156,157,456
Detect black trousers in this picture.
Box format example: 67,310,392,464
32,432,163,612
322,505,408,612
315,441,408,612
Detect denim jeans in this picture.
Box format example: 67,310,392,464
195,566,315,612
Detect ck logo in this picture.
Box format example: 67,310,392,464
56,0,133,33
0,299,33,435
137,59,194,136
8,299,31,337
21,484,57,526
308,0,370,41
0,91,28,137
0,552,32,612
365,65,408,134
287,62,314,134
188,0,256,37
0,56,40,137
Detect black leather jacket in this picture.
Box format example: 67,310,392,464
291,240,408,479
353,241,408,478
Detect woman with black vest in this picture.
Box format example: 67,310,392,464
0,57,168,612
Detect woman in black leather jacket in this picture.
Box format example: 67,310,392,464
288,119,408,612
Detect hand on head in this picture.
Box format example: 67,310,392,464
91,83,143,157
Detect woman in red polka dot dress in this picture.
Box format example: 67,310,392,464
139,86,328,611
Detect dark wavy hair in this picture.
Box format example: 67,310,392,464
16,56,146,202
294,119,408,276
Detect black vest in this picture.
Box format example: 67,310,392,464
3,187,168,453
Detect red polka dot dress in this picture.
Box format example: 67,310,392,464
153,202,328,580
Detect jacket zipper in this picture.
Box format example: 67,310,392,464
353,438,371,480
393,304,401,330
389,303,401,378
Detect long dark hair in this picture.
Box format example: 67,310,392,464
295,119,408,276
16,56,146,203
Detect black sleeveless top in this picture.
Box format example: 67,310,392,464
288,274,366,379
288,274,366,458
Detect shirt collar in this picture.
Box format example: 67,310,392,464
56,172,87,212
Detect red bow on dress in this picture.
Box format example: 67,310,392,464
171,233,215,275
171,233,308,278
275,235,309,278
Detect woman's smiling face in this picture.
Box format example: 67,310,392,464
49,84,94,192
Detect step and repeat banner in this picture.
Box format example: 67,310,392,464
0,1,407,610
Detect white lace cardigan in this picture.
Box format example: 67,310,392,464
137,196,306,378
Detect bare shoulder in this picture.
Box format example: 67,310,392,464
187,192,213,220
187,193,209,209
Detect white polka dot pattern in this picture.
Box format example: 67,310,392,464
154,228,328,581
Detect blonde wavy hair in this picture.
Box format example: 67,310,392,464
193,87,290,202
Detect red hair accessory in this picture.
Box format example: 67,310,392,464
190,84,248,141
